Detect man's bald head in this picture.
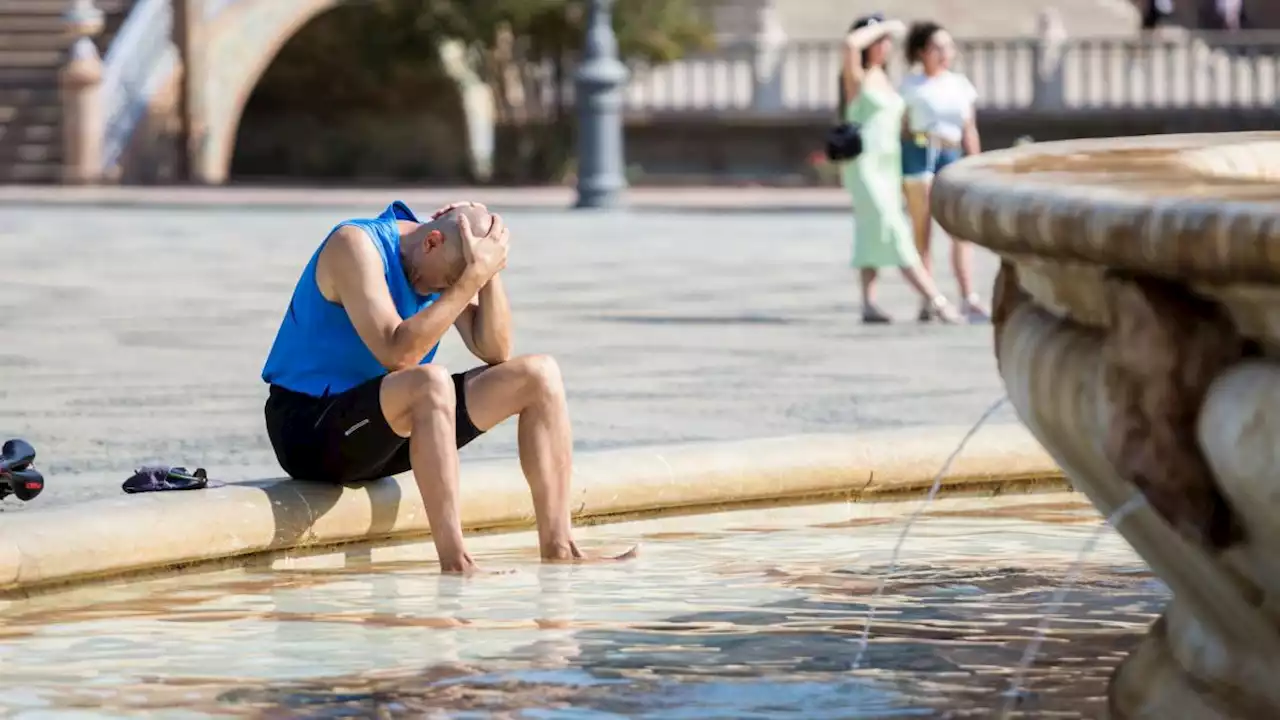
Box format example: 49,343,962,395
429,205,495,259
404,205,495,294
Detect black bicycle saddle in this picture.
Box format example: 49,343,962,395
0,439,43,501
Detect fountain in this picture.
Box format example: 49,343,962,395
932,131,1280,718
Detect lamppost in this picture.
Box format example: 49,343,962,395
60,0,105,184
573,0,629,209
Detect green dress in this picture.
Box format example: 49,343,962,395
841,83,922,269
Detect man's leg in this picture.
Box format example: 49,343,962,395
378,364,474,572
460,355,578,560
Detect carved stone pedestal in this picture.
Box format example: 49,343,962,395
933,132,1280,717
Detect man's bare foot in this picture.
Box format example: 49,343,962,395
608,544,640,561
442,563,515,576
541,540,639,564
439,553,512,576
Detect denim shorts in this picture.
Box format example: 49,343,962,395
902,138,962,179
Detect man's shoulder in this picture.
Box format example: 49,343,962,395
320,223,389,279
324,223,382,256
327,222,372,244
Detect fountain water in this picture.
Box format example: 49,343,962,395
1001,493,1148,716
850,395,1008,672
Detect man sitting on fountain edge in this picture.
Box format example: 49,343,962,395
260,200,614,574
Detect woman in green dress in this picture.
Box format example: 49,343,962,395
839,15,960,324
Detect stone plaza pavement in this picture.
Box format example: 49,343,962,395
0,190,1012,509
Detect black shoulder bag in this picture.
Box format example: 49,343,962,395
825,79,863,162
824,122,863,162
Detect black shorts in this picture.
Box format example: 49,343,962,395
264,372,485,483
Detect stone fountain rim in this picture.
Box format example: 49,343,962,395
932,132,1280,284
0,426,1061,598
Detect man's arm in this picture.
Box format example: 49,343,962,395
454,274,513,365
320,226,487,371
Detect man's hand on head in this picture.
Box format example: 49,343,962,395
459,211,509,284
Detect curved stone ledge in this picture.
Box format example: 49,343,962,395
0,428,1059,596
932,132,1280,285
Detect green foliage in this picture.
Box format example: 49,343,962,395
613,0,716,64
409,0,714,63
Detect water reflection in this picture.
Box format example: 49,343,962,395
196,566,1157,719
0,494,1165,718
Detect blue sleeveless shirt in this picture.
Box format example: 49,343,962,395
261,201,440,397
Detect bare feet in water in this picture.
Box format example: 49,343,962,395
439,552,517,576
441,543,639,575
542,540,640,564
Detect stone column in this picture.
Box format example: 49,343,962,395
439,40,495,182
1031,9,1067,111
750,0,788,113
574,0,629,209
173,0,200,182
59,0,105,185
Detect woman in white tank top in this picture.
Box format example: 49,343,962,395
898,22,989,323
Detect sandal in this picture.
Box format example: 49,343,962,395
961,293,991,324
918,301,935,323
929,295,963,325
862,305,893,324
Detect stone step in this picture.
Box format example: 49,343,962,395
0,104,61,123
0,32,70,50
0,86,60,106
0,48,63,68
0,0,139,185
0,95,58,110
0,161,61,184
0,120,57,144
0,140,59,163
0,3,131,18
0,15,66,32
0,2,71,15
0,67,59,84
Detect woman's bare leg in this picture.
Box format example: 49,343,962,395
904,178,938,320
860,268,891,323
951,239,975,300
903,179,934,275
860,268,877,305
952,239,990,321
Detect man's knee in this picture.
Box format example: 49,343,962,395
515,354,564,400
402,364,456,417
483,354,564,407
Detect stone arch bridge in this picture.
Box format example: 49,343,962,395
90,0,491,184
